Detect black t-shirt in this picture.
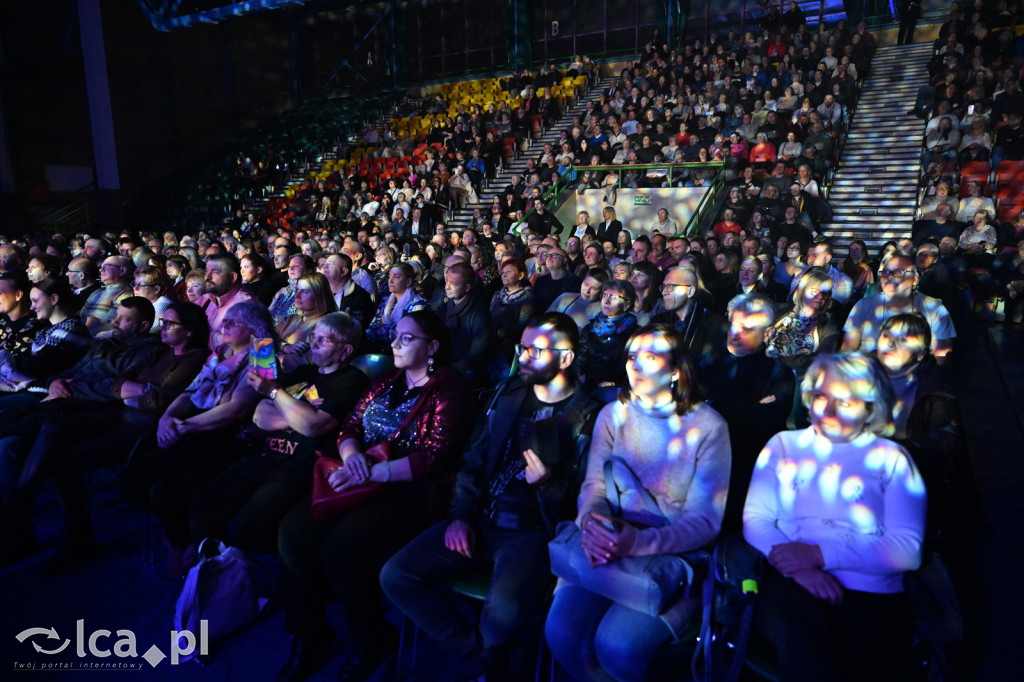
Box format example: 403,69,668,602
259,364,368,466
483,390,574,530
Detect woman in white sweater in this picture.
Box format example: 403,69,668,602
546,324,732,682
743,352,927,682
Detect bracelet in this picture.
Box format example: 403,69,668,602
268,388,279,400
381,460,392,483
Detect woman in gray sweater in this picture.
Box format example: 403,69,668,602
545,324,732,682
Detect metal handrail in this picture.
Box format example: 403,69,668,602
35,184,97,234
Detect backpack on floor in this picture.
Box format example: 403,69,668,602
172,538,273,662
691,533,764,682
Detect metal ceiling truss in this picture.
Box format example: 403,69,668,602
133,0,319,31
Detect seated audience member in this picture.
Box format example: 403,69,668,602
0,300,207,572
548,267,608,330
275,311,476,682
443,261,493,385
270,254,316,325
381,313,600,679
65,257,101,301
955,180,995,223
533,247,582,312
365,262,429,352
80,255,133,335
546,325,731,680
0,279,92,391
787,242,854,308
842,254,956,363
322,253,376,329
652,264,727,381
577,279,638,391
490,257,536,358
240,253,279,306
766,269,843,400
276,273,338,370
202,252,258,350
0,272,47,365
120,302,270,576
874,313,962,536
130,265,173,326
189,312,367,553
629,261,665,326
744,353,926,682
706,294,794,533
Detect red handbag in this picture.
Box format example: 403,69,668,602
310,385,430,521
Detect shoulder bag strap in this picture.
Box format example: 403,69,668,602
603,455,665,522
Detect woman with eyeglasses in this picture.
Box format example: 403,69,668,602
546,325,731,681
275,311,476,682
577,280,639,391
743,352,926,682
365,262,428,353
189,312,368,557
121,302,273,576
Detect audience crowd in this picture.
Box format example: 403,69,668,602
1,4,1020,681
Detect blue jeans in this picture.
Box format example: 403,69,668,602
545,584,671,682
379,518,551,654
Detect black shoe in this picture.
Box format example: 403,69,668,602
277,631,336,682
337,625,398,682
40,532,99,577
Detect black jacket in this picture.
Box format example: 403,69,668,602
444,294,493,377
447,378,600,535
594,220,623,246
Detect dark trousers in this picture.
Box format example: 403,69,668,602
379,518,552,654
189,454,313,552
897,16,918,45
756,565,913,682
278,484,432,643
120,430,240,545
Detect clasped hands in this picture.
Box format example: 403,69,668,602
580,512,637,567
326,452,377,491
768,541,843,604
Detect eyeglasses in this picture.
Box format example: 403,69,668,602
133,281,157,289
515,344,570,359
660,283,692,292
389,330,430,347
100,263,122,271
601,293,625,302
309,334,340,347
160,319,185,329
881,269,915,280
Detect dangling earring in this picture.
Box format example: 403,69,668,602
671,375,679,393
427,356,436,376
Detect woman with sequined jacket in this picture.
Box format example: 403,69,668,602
276,310,477,682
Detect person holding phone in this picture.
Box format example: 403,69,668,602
381,313,600,680
545,324,731,682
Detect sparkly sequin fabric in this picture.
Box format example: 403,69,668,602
361,384,422,454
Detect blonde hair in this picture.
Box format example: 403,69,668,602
801,353,895,437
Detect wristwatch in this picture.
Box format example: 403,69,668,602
268,388,279,400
